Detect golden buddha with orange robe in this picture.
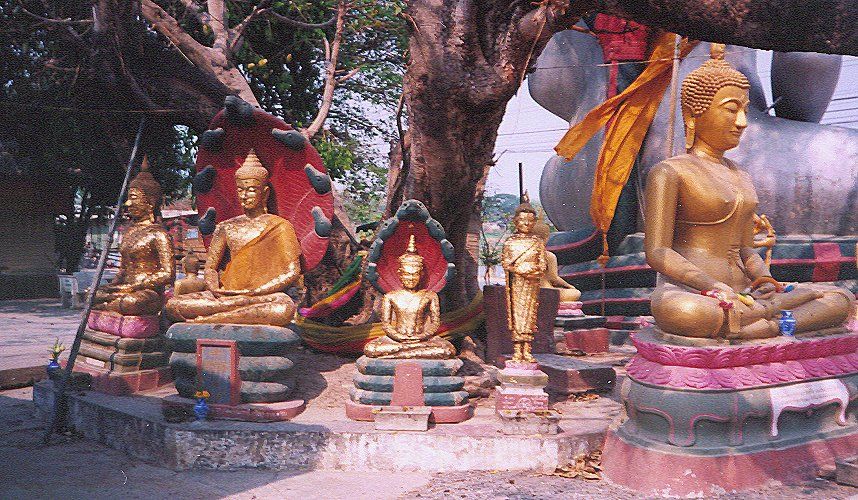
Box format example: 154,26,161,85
645,44,853,340
93,159,175,315
165,150,302,327
364,235,456,359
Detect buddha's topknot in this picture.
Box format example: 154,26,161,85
681,44,750,118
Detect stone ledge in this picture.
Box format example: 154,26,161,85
33,381,607,473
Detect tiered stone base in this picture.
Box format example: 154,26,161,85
75,311,171,395
602,326,858,495
165,323,303,411
556,301,584,317
346,357,472,423
495,361,559,435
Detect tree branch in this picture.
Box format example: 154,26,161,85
229,0,274,53
141,0,214,70
303,0,348,139
589,0,858,55
266,10,337,29
207,0,229,49
16,1,93,25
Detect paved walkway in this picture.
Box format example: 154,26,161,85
0,387,431,499
0,299,81,371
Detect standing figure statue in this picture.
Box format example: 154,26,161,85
645,44,853,340
364,235,456,359
165,150,303,327
502,201,547,362
93,158,175,315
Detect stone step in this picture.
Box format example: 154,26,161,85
169,352,295,383
555,315,607,329
166,323,301,356
78,341,169,371
356,356,463,377
349,387,469,407
353,373,465,393
174,376,294,404
82,329,166,353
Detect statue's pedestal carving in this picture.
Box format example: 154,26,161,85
495,361,559,435
74,311,172,395
602,326,858,495
165,323,304,419
346,357,472,423
87,310,160,338
556,301,584,317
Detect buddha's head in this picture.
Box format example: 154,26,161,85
681,44,751,153
398,235,424,290
235,149,270,214
182,253,201,275
531,210,551,243
126,156,162,222
512,198,537,235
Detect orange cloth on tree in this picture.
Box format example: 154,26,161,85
555,32,698,241
221,217,301,290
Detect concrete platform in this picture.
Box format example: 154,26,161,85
33,380,614,473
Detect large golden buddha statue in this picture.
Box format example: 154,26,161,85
93,159,174,315
364,235,456,359
165,150,302,327
645,45,853,340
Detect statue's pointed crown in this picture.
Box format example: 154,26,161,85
129,154,163,207
235,149,269,182
398,234,424,268
681,43,750,117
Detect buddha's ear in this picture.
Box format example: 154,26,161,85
684,115,696,152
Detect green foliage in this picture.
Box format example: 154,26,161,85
482,193,520,230
314,134,386,224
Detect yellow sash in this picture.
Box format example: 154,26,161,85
555,33,697,245
221,217,301,290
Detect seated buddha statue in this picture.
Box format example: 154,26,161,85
165,150,302,327
93,158,175,315
364,235,457,359
645,44,853,340
173,253,207,296
532,213,581,303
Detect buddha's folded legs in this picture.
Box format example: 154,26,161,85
93,289,162,316
364,335,456,359
165,291,296,326
652,283,854,340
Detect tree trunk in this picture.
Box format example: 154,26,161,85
396,0,577,307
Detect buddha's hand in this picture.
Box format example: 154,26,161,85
711,282,740,303
751,281,777,300
211,288,250,297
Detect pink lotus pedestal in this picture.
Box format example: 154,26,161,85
87,310,160,338
602,326,858,495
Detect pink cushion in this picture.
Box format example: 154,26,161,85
88,310,160,338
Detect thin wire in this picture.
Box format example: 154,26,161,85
532,47,757,71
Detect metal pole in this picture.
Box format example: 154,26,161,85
666,34,682,157
43,117,147,444
518,162,524,203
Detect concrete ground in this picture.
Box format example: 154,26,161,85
5,385,857,499
0,299,80,371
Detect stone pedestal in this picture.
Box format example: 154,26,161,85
495,361,559,435
602,326,858,495
165,323,303,416
556,301,584,317
346,357,472,423
563,328,610,354
74,311,172,395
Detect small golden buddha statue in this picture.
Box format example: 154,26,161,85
364,235,456,359
173,253,207,296
532,214,581,303
502,201,547,362
165,150,302,327
645,44,853,340
93,158,175,316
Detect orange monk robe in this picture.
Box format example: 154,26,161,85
555,33,698,251
220,217,302,290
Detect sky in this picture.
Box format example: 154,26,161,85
487,52,858,199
